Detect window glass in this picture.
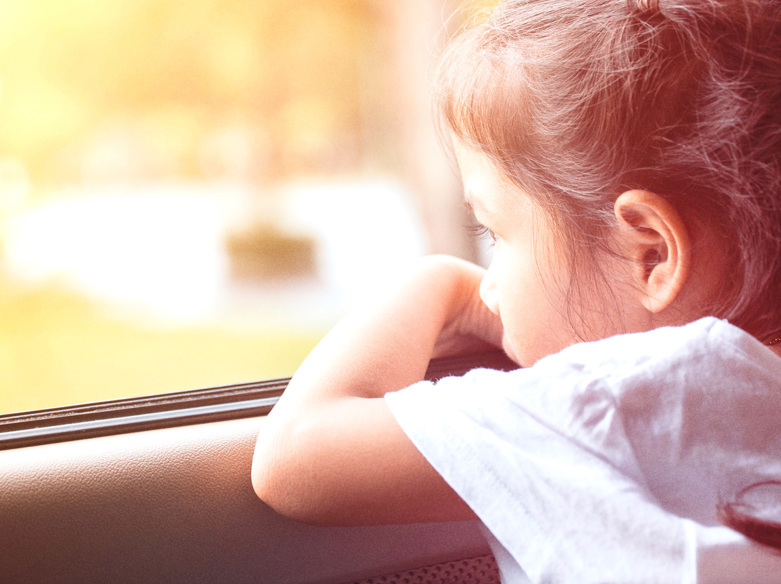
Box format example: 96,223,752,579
0,0,495,414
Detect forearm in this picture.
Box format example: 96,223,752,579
270,255,492,417
251,255,499,524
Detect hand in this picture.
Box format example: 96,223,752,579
428,257,504,358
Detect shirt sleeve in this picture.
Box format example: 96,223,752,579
385,367,690,583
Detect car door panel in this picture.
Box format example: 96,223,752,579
0,415,492,584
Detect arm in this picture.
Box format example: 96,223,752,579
251,255,503,526
695,524,781,584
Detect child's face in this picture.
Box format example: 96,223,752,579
454,139,622,366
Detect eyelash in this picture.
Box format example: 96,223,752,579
466,222,497,244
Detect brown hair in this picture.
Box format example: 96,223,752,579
436,0,781,339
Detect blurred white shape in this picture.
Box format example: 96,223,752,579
2,178,429,323
279,179,428,306
3,183,237,321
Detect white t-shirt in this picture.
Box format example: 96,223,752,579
385,317,781,583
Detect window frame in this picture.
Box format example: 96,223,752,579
0,349,517,450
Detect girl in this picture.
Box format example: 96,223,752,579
252,0,781,581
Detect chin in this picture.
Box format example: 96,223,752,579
501,338,522,366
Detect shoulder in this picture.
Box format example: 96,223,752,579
533,317,778,395
533,317,781,437
541,316,740,370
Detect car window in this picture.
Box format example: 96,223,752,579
0,0,494,415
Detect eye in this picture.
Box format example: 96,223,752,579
464,202,499,245
466,222,497,244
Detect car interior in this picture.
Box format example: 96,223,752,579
0,350,516,584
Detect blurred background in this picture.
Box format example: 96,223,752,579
0,0,495,414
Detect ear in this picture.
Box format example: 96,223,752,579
613,190,691,313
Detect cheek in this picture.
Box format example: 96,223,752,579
499,247,552,317
496,248,575,365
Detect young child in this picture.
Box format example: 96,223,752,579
252,0,781,581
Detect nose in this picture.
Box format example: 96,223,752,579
479,266,500,316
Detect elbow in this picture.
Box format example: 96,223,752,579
251,455,336,526
250,418,334,526
251,427,298,519
252,450,305,522
250,449,275,509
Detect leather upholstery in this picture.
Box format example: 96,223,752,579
0,415,490,584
